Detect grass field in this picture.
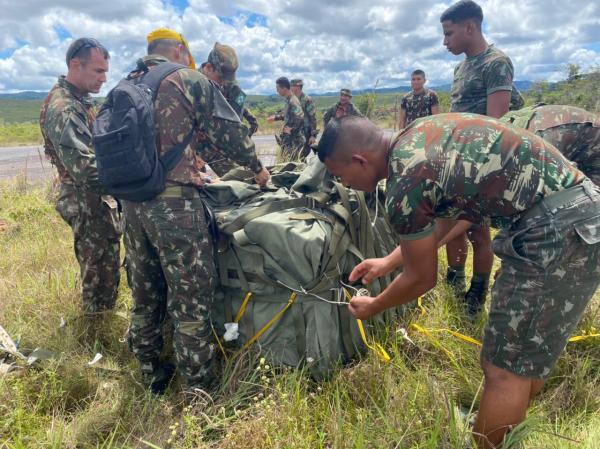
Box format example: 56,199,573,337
1,178,599,449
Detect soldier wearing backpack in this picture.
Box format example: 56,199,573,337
39,38,122,318
95,28,269,394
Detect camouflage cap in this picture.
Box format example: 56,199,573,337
340,88,352,97
206,42,238,81
290,79,303,87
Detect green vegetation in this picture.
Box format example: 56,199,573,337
1,180,599,448
0,122,42,147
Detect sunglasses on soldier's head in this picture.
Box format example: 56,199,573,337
67,38,101,62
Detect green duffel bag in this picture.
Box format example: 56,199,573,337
203,160,402,378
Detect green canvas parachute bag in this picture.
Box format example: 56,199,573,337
203,159,404,379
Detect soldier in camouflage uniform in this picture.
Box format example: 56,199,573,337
267,77,305,161
398,69,440,129
123,29,270,394
323,88,364,128
502,104,600,186
290,79,318,159
200,43,259,176
39,38,121,315
317,113,600,449
440,0,525,314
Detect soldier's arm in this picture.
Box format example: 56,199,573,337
484,58,514,118
307,100,318,137
199,81,265,176
46,107,102,191
398,108,407,129
243,109,259,136
323,107,333,128
430,92,440,115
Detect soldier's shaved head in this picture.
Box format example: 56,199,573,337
317,116,383,163
317,116,391,192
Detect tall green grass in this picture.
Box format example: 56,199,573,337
0,180,599,448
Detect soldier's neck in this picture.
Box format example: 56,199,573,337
63,75,88,98
464,36,488,58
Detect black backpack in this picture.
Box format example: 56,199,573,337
92,61,194,202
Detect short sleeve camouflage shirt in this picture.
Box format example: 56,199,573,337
400,88,439,126
450,45,514,115
385,113,583,239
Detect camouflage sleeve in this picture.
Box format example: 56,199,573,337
305,98,318,137
187,72,263,174
400,95,409,111
483,57,514,94
45,107,102,191
385,176,443,240
509,85,525,111
323,106,334,128
243,108,259,136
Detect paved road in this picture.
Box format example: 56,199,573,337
0,135,278,181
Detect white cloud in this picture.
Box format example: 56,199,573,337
0,0,598,94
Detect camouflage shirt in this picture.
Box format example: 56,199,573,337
40,76,102,190
323,101,364,128
142,56,262,186
450,45,518,115
400,88,439,126
386,113,583,239
274,93,304,134
297,92,319,138
221,80,247,118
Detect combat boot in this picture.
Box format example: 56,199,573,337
141,360,176,395
463,274,490,317
446,266,466,296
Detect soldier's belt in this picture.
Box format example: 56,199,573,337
158,185,202,199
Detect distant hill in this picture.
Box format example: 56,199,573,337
0,91,48,100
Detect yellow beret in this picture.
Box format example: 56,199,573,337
146,27,196,70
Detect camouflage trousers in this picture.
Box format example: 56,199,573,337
276,131,306,162
122,186,218,389
482,179,600,378
537,123,600,186
55,183,121,313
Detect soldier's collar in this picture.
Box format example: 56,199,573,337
58,76,92,104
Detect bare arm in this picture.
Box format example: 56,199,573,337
431,105,440,115
398,108,407,129
348,233,438,319
486,90,511,119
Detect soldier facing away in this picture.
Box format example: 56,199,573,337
398,69,440,129
317,114,600,449
322,88,363,128
439,0,525,315
267,76,305,161
39,38,121,315
290,78,318,159
201,42,259,176
502,104,600,186
122,28,269,394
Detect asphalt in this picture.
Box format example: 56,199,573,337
0,134,278,181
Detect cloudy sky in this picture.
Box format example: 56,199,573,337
0,0,599,95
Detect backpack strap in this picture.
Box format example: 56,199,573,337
139,62,196,172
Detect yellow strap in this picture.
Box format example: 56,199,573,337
236,292,297,355
410,323,458,362
417,297,426,316
210,322,228,361
342,288,391,363
569,332,600,343
235,292,253,323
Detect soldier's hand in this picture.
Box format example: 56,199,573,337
308,136,316,146
349,257,394,285
348,295,381,320
249,124,259,137
282,126,292,134
267,115,276,123
254,167,270,187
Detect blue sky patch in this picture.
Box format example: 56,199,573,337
54,25,72,41
0,39,27,59
166,0,188,13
